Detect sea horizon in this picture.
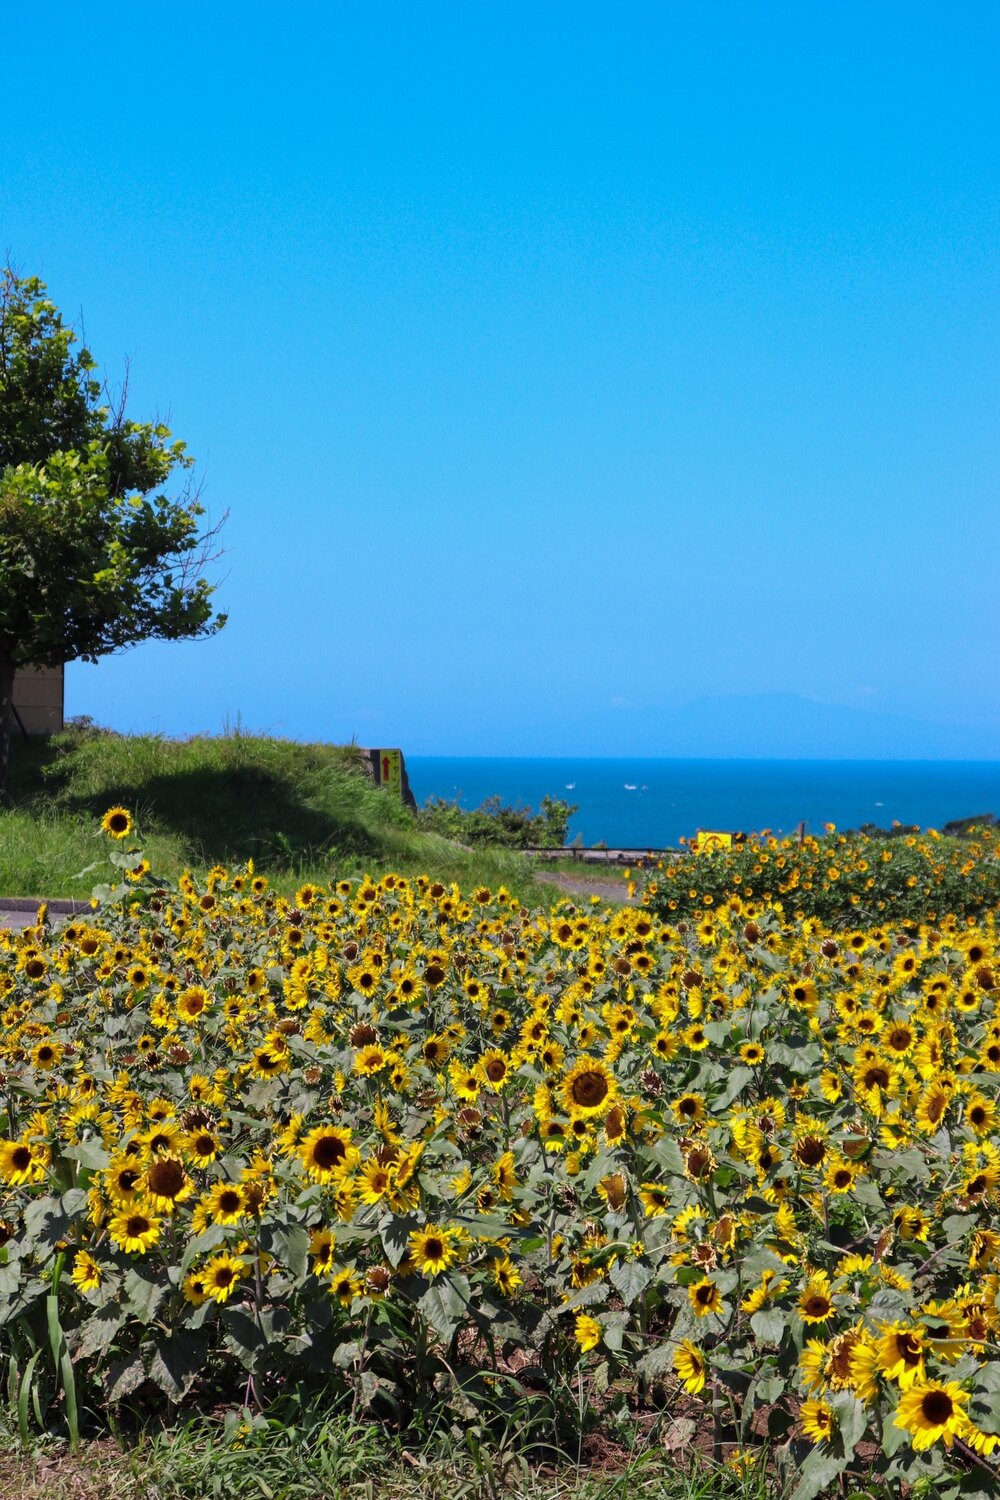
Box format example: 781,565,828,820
406,756,1000,850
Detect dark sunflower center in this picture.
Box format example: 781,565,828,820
571,1070,609,1107
898,1335,922,1362
11,1147,31,1170
313,1136,347,1169
804,1296,831,1317
486,1060,507,1081
126,1215,151,1236
424,1238,444,1260
218,1190,242,1214
797,1137,826,1166
921,1390,953,1424
147,1158,186,1198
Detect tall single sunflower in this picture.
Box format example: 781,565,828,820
101,807,133,840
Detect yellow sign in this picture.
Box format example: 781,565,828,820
377,749,402,796
694,830,733,854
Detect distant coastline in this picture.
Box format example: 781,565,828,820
406,757,1000,851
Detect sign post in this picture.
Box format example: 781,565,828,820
376,749,402,797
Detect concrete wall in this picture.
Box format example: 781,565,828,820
12,666,64,735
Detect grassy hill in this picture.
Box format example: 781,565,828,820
0,724,553,903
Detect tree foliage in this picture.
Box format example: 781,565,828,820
0,267,226,780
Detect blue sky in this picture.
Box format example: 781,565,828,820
4,3,999,756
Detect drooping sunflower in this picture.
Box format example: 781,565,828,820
800,1400,834,1443
408,1224,459,1279
574,1313,602,1354
70,1250,104,1293
561,1058,617,1118
101,807,133,840
673,1341,707,1395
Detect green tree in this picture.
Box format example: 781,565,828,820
0,267,226,786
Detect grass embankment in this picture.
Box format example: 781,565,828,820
0,728,555,904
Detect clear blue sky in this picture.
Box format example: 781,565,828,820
4,3,999,756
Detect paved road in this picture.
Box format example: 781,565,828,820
0,899,88,930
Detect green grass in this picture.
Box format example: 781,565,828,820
0,1416,786,1500
0,727,609,907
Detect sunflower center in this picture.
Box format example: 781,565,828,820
126,1215,151,1236
797,1137,825,1166
11,1147,31,1170
147,1158,186,1198
571,1070,609,1108
921,1390,954,1424
424,1238,444,1260
486,1060,507,1082
313,1136,347,1169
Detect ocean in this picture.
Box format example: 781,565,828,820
405,758,1000,850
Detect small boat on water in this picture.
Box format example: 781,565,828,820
624,783,637,791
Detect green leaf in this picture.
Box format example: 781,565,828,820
62,1141,110,1171
609,1258,652,1307
258,1222,310,1280
75,1303,125,1358
123,1267,165,1324
418,1272,471,1342
147,1333,207,1402
380,1213,418,1268
105,1354,147,1402
790,1447,849,1500
750,1308,787,1344
717,1066,754,1108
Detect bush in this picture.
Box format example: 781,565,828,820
417,793,576,849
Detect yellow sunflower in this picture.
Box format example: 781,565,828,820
894,1380,970,1450
408,1224,460,1279
101,807,133,840
108,1205,162,1254
561,1058,617,1118
673,1340,707,1394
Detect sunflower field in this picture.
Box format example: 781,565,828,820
645,823,1000,928
4,814,1000,1499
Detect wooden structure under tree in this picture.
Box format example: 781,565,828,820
11,666,64,736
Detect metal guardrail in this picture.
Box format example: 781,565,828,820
523,847,676,865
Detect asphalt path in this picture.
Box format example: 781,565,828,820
0,898,89,930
